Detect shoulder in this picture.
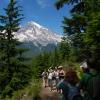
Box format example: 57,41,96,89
82,73,91,79
80,73,91,85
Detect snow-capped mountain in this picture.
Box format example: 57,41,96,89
15,21,61,47
15,21,62,57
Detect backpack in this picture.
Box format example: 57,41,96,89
63,81,82,100
67,83,82,100
42,72,48,78
52,72,56,80
87,73,100,100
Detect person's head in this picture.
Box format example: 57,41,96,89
48,67,52,72
65,68,79,85
86,58,99,71
80,62,89,73
49,68,53,73
58,66,63,70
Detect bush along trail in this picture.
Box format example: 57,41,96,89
2,79,42,100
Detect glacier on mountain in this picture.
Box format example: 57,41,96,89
15,21,62,47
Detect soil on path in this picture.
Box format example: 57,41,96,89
39,81,60,100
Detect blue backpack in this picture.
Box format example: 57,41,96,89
63,81,82,100
67,83,82,100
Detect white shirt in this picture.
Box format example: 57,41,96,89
54,71,59,79
48,72,53,79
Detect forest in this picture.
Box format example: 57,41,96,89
0,0,100,99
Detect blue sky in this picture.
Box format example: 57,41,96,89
0,0,72,34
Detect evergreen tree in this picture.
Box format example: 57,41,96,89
84,0,100,60
51,48,60,67
0,0,32,98
0,0,23,69
55,0,84,13
55,0,100,62
55,0,88,62
59,37,71,61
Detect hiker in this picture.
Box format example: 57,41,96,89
58,66,65,81
80,61,89,74
50,67,59,90
48,68,53,91
53,67,59,86
42,70,48,88
80,58,100,100
57,68,82,100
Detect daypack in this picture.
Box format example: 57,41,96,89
63,81,82,100
67,83,82,100
52,74,56,80
52,72,56,80
42,72,48,78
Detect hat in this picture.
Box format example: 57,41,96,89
58,66,63,68
80,62,87,68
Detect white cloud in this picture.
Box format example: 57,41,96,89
36,0,49,8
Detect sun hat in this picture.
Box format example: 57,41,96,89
58,66,63,68
80,62,87,68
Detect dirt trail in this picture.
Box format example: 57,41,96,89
39,81,60,100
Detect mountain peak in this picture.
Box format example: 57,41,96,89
27,21,43,29
15,21,62,47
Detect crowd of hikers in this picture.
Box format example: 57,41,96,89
41,58,100,100
42,66,65,90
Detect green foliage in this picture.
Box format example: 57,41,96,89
0,0,32,98
32,48,64,78
62,14,87,35
2,78,42,100
59,37,71,61
0,0,23,65
55,0,100,64
0,63,32,98
55,0,88,62
85,0,100,60
32,52,53,77
55,0,83,10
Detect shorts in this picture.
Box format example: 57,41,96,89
48,79,52,87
